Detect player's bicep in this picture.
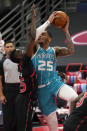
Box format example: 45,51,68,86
54,47,72,57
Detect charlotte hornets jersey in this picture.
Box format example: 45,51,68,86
32,46,62,86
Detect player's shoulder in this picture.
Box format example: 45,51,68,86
52,46,60,53
53,46,62,54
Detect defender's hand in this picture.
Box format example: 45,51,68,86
31,4,36,17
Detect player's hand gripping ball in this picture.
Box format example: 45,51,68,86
52,11,68,28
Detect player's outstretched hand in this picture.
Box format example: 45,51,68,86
31,4,36,17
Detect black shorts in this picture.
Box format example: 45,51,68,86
63,115,87,131
16,93,34,131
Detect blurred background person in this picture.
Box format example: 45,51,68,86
0,41,20,131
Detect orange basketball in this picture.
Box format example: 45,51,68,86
52,11,67,28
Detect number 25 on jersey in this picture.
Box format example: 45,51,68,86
38,60,53,71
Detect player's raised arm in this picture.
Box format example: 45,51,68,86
54,16,75,58
26,4,36,57
36,11,56,41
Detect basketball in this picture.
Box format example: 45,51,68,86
52,11,67,28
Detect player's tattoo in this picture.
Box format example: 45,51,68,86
55,31,75,57
65,31,74,53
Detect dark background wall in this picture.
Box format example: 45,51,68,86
0,0,23,18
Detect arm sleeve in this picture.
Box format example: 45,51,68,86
36,20,50,40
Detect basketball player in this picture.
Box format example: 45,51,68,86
9,5,78,131
0,41,20,131
10,4,38,131
64,92,87,131
30,10,78,131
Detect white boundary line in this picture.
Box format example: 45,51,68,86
72,31,87,45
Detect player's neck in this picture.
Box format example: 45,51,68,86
40,41,49,50
41,45,49,50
